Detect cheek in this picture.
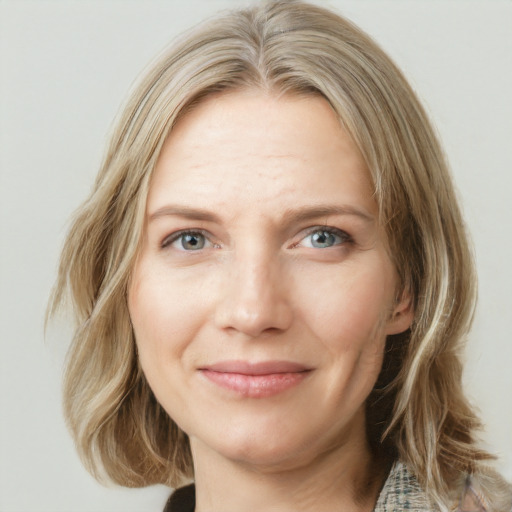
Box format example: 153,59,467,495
296,261,395,354
128,262,199,382
127,269,199,425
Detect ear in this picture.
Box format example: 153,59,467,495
385,289,414,335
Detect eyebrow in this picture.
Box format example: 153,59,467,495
281,205,374,225
149,205,221,223
149,204,374,225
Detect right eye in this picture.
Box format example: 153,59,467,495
161,230,213,251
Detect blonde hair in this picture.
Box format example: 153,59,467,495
49,1,511,509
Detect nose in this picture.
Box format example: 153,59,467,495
214,252,293,338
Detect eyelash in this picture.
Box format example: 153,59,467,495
295,226,352,249
160,226,352,251
161,229,214,250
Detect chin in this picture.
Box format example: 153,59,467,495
198,416,340,472
220,438,313,471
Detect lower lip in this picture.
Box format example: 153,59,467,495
200,370,310,398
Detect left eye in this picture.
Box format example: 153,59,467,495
300,229,348,249
162,231,213,251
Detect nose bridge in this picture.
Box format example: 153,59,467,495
239,250,275,307
215,243,292,337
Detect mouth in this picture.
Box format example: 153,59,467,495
198,360,313,398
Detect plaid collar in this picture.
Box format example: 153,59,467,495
374,462,434,512
375,462,488,512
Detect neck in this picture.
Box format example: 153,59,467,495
190,430,387,512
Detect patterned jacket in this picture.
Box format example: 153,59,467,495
375,462,487,512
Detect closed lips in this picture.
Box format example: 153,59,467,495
199,361,313,398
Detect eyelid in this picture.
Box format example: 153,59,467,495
293,225,352,248
159,225,351,250
161,229,215,250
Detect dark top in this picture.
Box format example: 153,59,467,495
163,484,195,512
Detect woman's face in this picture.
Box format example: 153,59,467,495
129,90,413,470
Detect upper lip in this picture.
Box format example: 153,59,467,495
199,360,312,375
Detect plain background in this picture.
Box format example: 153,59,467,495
1,1,511,511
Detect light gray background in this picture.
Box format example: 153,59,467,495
1,1,511,511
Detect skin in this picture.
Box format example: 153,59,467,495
129,90,413,512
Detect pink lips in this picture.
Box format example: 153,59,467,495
199,361,312,398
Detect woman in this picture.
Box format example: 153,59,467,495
49,1,512,511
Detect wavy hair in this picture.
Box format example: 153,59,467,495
49,1,510,509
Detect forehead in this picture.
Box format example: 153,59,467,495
148,90,375,218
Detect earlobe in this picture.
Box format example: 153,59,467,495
386,290,414,335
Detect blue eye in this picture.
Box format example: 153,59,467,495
162,231,211,251
180,233,206,250
302,228,348,249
